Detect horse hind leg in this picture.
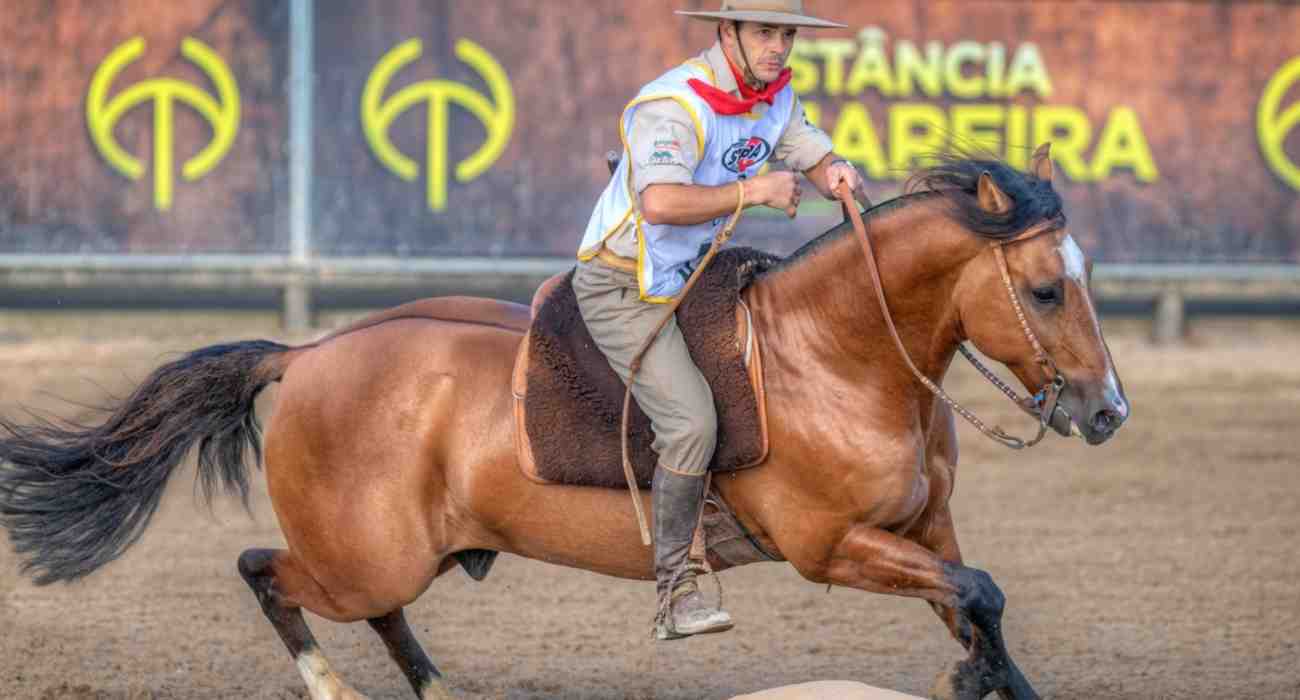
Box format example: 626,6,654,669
368,609,454,700
238,548,373,700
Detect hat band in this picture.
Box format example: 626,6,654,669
722,2,804,11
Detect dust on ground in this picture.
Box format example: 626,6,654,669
0,314,1297,699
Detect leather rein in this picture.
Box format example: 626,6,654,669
618,184,748,546
614,180,1068,545
835,183,1069,450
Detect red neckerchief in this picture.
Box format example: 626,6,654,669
687,50,792,116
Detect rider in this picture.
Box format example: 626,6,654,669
574,0,866,640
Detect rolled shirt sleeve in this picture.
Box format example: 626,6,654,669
628,99,701,193
600,99,704,259
774,97,834,173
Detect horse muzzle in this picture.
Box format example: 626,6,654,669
1056,379,1129,445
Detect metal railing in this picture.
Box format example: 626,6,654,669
1,254,1297,343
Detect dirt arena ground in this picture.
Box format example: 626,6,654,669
0,312,1297,700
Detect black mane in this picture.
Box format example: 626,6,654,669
905,154,1064,240
779,152,1065,266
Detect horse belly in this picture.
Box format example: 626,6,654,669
465,478,658,580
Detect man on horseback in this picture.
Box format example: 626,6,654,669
574,0,865,640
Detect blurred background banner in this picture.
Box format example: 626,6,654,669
1,0,1297,261
0,1,289,254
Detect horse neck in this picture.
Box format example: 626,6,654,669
748,200,980,388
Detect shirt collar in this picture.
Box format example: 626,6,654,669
702,42,740,96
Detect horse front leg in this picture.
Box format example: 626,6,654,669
821,525,1039,700
912,505,972,652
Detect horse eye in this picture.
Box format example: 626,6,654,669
1031,286,1060,305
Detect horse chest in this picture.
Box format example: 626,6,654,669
764,362,935,527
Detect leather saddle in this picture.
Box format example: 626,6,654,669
511,248,777,489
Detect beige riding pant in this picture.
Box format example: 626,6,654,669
573,260,717,476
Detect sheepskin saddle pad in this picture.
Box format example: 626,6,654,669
512,247,777,489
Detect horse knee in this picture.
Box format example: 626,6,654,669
950,565,1005,626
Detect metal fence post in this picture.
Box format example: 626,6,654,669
1152,287,1185,345
285,0,314,331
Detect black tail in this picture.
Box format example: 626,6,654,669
0,339,293,585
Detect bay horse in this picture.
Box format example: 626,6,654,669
0,149,1127,700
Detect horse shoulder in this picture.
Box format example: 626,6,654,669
857,394,961,520
755,418,931,580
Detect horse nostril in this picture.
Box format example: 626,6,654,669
1091,409,1119,433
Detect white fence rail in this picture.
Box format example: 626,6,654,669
1,255,1297,344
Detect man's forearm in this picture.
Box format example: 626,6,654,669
804,152,838,199
639,182,746,226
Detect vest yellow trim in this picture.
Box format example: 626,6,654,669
576,205,632,262
636,217,676,304
576,92,706,267
622,93,706,161
579,92,706,303
623,93,704,303
684,58,716,86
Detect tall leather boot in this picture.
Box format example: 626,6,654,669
653,467,733,640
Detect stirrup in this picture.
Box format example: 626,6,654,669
653,565,731,641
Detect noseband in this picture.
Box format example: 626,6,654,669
837,184,1068,450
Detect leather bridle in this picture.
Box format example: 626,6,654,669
836,183,1070,450
615,180,1071,545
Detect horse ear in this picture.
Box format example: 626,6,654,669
977,171,1013,214
1030,143,1053,182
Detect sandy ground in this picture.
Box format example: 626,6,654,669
0,313,1298,700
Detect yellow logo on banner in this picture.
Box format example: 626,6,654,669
362,38,514,212
1258,56,1300,191
87,37,240,211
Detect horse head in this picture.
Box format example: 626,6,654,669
934,145,1129,445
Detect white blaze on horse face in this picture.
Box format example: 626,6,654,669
1060,233,1129,422
1104,369,1129,419
1059,234,1087,284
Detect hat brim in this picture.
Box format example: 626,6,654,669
675,9,847,29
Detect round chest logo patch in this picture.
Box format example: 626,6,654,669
722,136,772,174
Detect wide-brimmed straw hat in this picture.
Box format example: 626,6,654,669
676,0,847,29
